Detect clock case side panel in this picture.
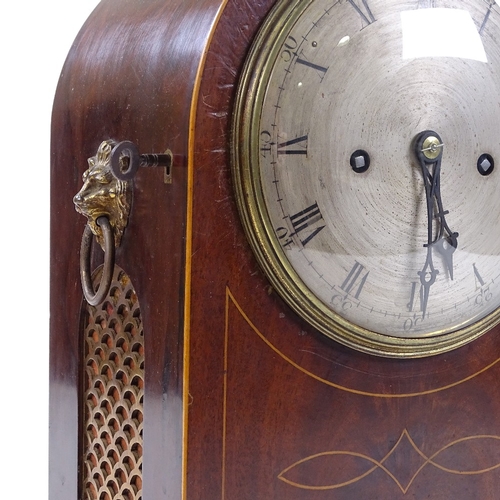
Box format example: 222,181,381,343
49,1,226,499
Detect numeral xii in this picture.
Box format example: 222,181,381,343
479,1,496,34
348,0,376,26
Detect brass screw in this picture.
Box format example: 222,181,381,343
421,136,444,160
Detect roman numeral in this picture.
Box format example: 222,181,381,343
295,57,329,80
277,135,308,156
473,263,486,289
348,0,376,26
407,281,424,313
285,202,325,247
479,1,496,35
340,261,369,300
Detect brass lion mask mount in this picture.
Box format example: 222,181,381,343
74,140,132,248
73,139,173,305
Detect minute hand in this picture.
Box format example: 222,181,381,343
415,131,459,316
429,155,459,278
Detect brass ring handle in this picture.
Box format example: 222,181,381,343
75,139,173,304
80,216,115,306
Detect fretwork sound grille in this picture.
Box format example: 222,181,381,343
81,266,144,500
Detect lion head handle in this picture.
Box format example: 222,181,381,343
73,140,132,248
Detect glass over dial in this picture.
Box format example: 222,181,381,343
232,0,500,357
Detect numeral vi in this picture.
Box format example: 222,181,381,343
407,281,424,313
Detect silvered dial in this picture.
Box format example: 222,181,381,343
232,0,500,356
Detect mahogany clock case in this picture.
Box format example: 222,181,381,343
50,0,500,499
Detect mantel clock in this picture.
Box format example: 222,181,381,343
50,0,500,498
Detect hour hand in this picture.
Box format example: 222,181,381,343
417,247,439,318
433,232,458,280
415,130,459,281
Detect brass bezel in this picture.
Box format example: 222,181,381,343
230,0,500,358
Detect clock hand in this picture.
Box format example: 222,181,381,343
416,150,439,318
414,131,459,316
426,146,459,279
417,246,439,319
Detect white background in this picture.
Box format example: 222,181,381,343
1,1,100,497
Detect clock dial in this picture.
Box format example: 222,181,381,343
232,0,500,356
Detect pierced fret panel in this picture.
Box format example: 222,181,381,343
82,267,144,500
